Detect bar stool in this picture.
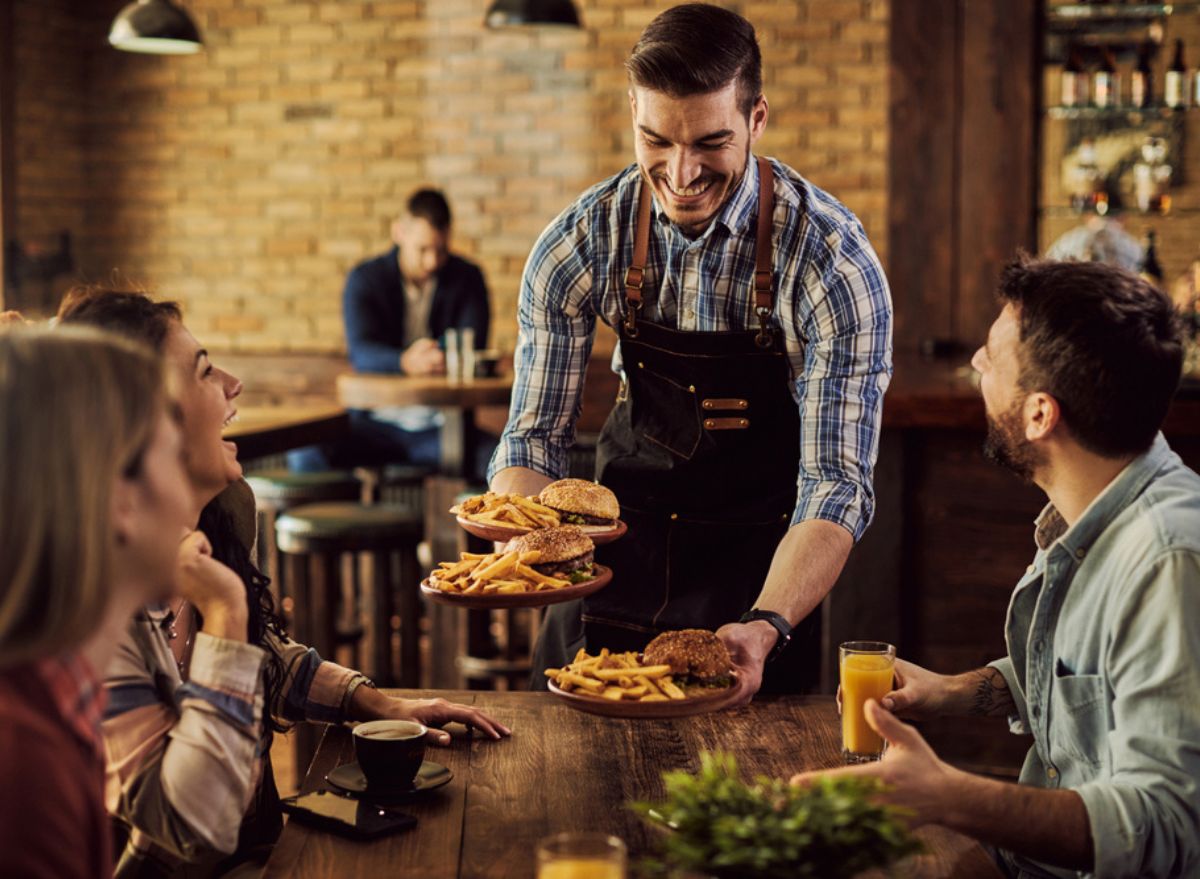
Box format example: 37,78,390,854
355,463,435,512
275,503,424,687
244,470,361,618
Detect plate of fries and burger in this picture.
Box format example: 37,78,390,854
450,479,627,544
420,525,613,609
546,629,740,718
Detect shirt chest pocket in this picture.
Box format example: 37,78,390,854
1049,672,1112,769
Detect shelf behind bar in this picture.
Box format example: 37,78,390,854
1047,4,1187,22
1046,104,1190,119
1040,205,1200,217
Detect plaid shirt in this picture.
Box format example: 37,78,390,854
36,652,107,762
489,157,893,540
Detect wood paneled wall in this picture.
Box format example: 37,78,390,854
889,0,1040,354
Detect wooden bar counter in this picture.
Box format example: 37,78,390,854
264,691,1000,879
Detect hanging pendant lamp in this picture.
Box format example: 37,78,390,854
109,0,203,55
485,0,582,29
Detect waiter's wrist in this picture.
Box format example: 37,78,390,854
739,619,778,654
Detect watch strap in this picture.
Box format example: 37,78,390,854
739,608,793,662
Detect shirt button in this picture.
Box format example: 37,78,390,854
1034,639,1044,652
1075,547,1086,560
1026,565,1036,575
1031,706,1040,718
1047,767,1058,780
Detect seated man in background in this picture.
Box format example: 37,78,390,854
289,187,495,479
795,257,1200,879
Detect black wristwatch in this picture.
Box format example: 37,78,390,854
739,609,793,662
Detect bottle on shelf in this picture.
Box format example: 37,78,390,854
1165,39,1187,109
1094,47,1118,109
1140,229,1164,288
1132,42,1153,109
1062,46,1086,108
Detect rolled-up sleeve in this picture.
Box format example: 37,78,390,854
105,628,267,858
1075,550,1200,878
488,208,597,483
987,654,1031,735
790,222,892,540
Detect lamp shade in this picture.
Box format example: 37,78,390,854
109,0,203,55
485,0,582,28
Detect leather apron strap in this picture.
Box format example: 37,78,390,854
623,157,776,344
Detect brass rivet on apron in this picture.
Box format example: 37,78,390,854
670,512,679,520
688,385,696,393
638,361,644,369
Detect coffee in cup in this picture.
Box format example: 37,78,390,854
352,719,427,789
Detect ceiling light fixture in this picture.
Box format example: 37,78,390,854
484,0,582,29
109,0,203,55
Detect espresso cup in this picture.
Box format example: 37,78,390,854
352,719,428,789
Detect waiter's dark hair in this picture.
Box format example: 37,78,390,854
626,4,762,118
996,254,1183,457
407,188,452,231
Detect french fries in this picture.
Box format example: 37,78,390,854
427,548,573,595
545,648,691,702
451,492,560,530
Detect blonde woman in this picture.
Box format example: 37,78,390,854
0,327,199,877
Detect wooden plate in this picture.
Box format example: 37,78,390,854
455,516,628,545
547,676,741,719
420,564,613,609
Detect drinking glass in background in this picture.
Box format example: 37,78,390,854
444,328,460,383
839,641,896,764
460,327,475,383
536,832,626,879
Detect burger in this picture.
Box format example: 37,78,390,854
537,479,620,530
642,629,734,689
504,525,596,584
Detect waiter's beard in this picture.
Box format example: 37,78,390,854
982,400,1043,484
640,145,751,238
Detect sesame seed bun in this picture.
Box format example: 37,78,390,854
642,629,733,683
538,479,620,522
503,525,594,564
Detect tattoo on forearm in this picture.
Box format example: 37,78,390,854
968,667,1014,717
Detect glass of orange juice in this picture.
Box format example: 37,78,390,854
840,641,896,764
536,832,626,879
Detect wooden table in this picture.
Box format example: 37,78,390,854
337,374,514,477
224,405,348,461
264,692,1001,879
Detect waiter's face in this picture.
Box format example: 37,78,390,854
630,81,767,235
393,216,449,285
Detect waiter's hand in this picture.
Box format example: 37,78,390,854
400,338,446,376
715,620,776,706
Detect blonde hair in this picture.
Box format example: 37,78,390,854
0,326,167,669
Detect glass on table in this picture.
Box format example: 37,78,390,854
839,640,896,764
443,328,460,383
536,832,626,879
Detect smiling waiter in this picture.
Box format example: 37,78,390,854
489,4,893,703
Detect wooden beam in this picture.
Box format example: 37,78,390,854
0,0,14,310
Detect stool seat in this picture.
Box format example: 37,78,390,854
277,502,423,551
246,469,361,504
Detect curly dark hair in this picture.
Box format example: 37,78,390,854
57,285,290,730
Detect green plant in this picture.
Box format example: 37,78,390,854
631,751,922,879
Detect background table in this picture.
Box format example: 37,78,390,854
264,691,1002,879
337,374,513,477
224,405,348,461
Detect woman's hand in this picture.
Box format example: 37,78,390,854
176,530,248,641
383,696,512,745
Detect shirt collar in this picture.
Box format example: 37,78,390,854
1033,432,1172,554
650,154,761,241
34,652,106,760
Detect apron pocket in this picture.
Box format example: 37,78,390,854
630,364,703,461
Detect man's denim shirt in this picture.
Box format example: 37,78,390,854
990,434,1200,879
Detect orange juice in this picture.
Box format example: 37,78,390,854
840,651,895,757
537,859,625,879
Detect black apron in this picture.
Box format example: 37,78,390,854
532,157,819,693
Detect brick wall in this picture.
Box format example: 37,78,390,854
13,0,889,356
